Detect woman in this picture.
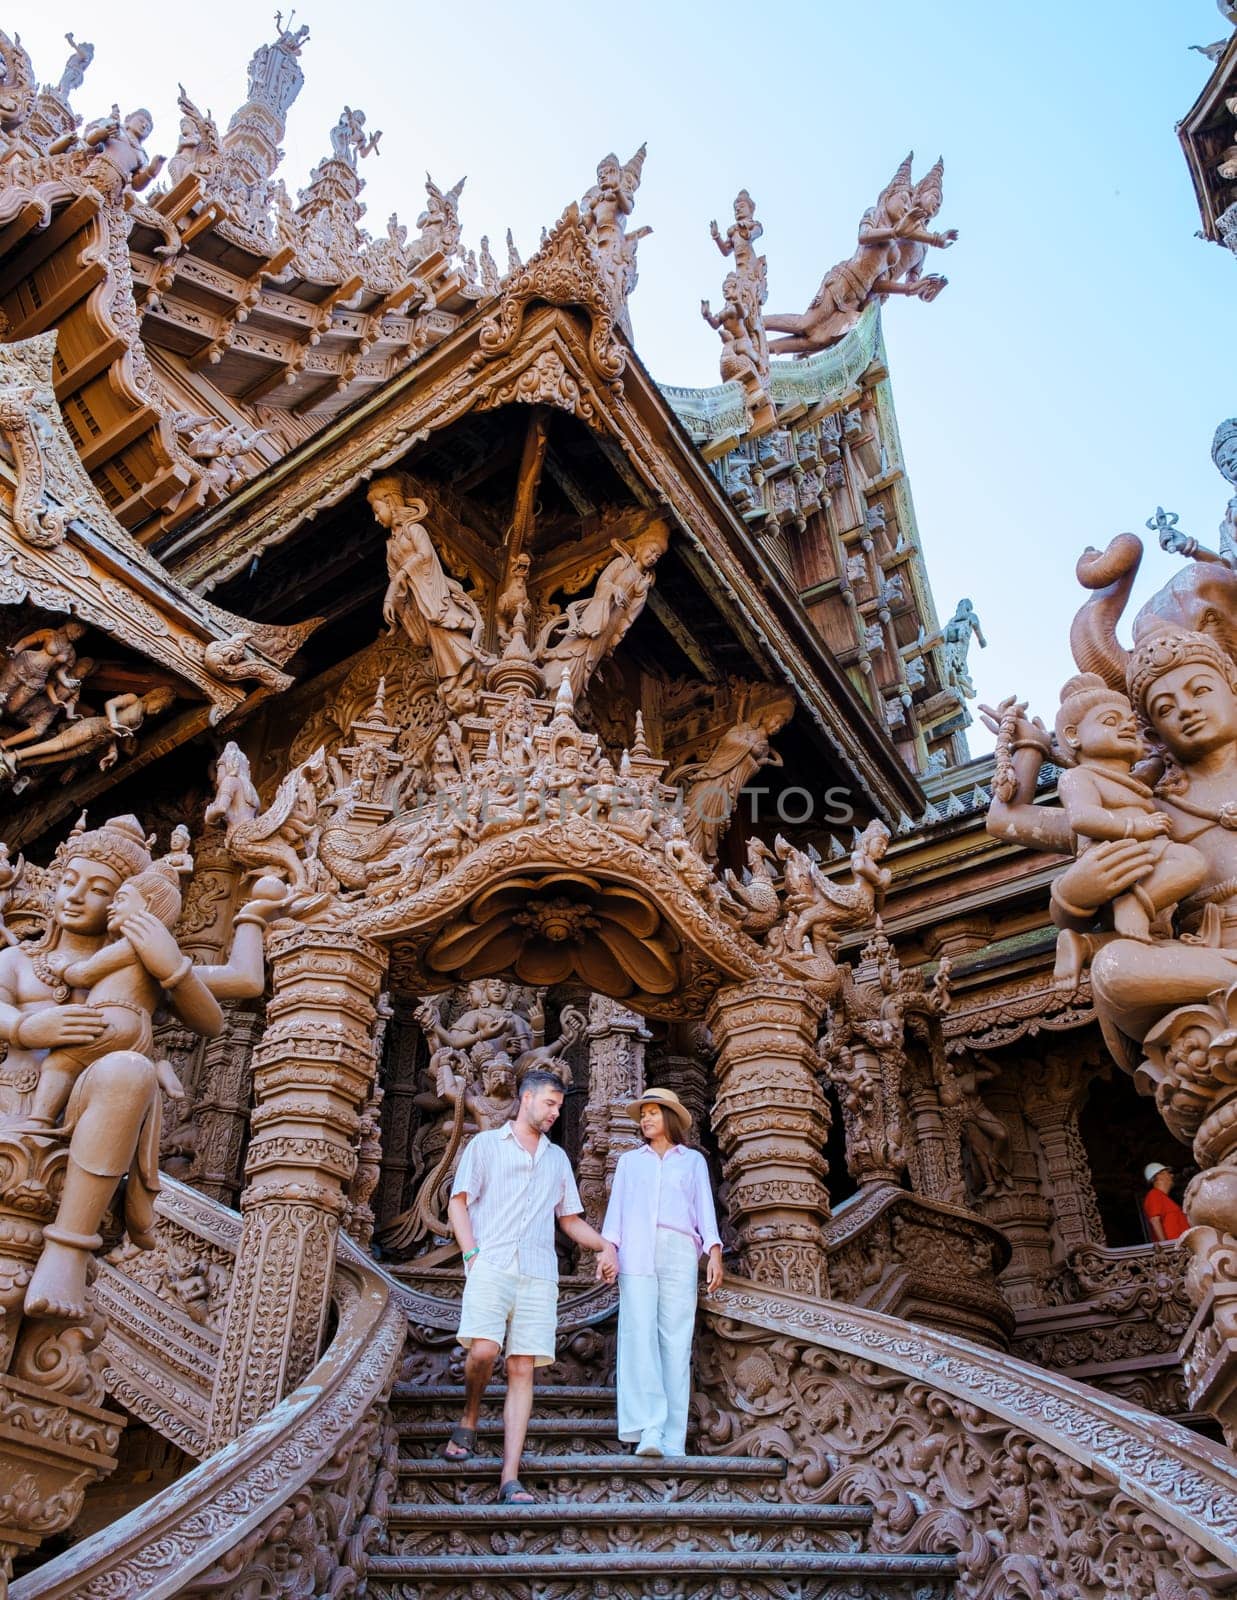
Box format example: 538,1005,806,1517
601,1087,723,1459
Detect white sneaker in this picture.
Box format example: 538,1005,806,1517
635,1429,663,1458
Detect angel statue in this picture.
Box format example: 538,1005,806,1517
369,473,489,715
0,813,288,1322
537,516,670,700
167,87,219,186
415,173,465,260
764,154,956,355
669,685,794,858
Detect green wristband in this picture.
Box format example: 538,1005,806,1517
463,1247,479,1263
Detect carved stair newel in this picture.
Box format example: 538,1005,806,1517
708,980,830,1297
208,922,387,1447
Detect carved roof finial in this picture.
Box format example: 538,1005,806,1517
369,676,388,721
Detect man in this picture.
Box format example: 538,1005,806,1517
1143,1162,1190,1243
443,1068,618,1503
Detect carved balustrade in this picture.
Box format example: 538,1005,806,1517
208,924,387,1447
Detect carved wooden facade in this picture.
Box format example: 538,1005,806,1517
0,19,1227,1600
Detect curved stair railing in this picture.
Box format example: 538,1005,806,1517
696,1276,1237,1600
12,1178,405,1600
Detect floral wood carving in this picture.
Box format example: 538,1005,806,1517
694,1279,1237,1600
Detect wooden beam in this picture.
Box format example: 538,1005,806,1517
8,257,108,339
78,403,161,471
0,194,98,292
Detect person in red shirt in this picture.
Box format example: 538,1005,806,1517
1143,1163,1190,1242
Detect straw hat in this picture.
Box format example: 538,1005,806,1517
627,1087,691,1142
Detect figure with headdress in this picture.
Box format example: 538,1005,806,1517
83,105,165,197
56,33,94,100
709,189,769,378
537,518,670,700
329,105,381,170
370,473,488,714
581,144,650,322
764,154,956,354
0,814,284,1321
669,686,794,858
167,86,219,185
416,173,465,260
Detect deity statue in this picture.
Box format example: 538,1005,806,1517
0,685,177,786
537,517,670,700
83,105,165,197
0,622,87,727
167,89,220,186
941,1055,1013,1198
701,276,766,391
581,145,650,323
370,473,489,715
328,105,381,169
415,173,465,260
0,814,285,1321
706,189,769,387
764,154,956,354
379,983,583,1253
55,33,94,100
668,686,794,858
940,598,986,698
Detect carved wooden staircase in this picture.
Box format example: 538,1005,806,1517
9,1179,1237,1600
365,1376,961,1599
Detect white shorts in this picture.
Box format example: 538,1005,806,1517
457,1255,558,1368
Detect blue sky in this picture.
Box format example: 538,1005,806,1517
11,1,1234,750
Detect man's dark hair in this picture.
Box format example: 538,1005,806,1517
519,1068,566,1099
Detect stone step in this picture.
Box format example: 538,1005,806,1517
386,1497,874,1556
392,1381,617,1415
399,1414,621,1456
366,1548,959,1597
396,1451,788,1506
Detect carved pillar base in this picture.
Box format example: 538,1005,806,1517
0,1372,122,1583
708,980,830,1299
208,925,387,1450
1139,985,1237,1441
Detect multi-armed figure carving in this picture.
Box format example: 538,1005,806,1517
379,983,585,1254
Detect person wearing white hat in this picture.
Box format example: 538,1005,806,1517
1142,1162,1190,1243
601,1087,723,1459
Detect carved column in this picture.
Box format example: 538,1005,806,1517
208,924,387,1448
191,1006,265,1206
708,979,830,1298
576,996,648,1227
648,1050,710,1143
1021,1057,1105,1255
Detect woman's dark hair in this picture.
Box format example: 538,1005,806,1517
638,1100,683,1147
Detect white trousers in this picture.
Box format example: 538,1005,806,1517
616,1227,698,1454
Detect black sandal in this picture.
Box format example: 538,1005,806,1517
440,1425,477,1460
498,1478,536,1503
